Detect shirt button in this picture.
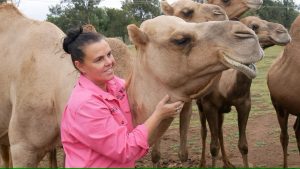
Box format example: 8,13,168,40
121,121,125,125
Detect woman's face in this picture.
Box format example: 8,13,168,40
75,40,115,89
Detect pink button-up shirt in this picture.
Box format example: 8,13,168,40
61,74,149,168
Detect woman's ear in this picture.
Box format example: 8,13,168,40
75,60,86,74
127,24,149,47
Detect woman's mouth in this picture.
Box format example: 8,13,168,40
104,68,113,73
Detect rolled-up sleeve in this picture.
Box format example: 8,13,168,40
70,98,149,163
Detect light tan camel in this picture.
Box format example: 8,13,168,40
161,0,228,22
0,4,263,167
158,0,229,164
267,15,300,168
197,16,291,168
127,14,264,166
0,23,131,168
207,0,263,19
0,4,78,167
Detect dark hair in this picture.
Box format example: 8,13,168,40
63,26,104,70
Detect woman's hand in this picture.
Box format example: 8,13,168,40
153,95,184,120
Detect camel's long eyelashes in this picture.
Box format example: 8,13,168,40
249,24,259,32
171,36,192,46
221,0,231,6
181,8,194,18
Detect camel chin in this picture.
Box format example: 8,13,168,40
222,55,257,79
246,0,263,10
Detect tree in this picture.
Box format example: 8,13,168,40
121,0,160,25
102,8,135,41
242,0,299,29
47,0,105,32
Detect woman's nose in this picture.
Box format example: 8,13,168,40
104,56,113,66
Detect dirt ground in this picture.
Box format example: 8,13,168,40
37,109,300,168
135,111,299,168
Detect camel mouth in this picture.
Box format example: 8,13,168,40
270,36,291,46
222,55,257,79
246,1,263,9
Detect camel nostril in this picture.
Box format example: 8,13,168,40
213,10,224,15
276,29,287,33
234,31,255,38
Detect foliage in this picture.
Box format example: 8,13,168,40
242,0,299,29
46,0,300,40
121,0,160,25
47,0,104,32
101,8,136,41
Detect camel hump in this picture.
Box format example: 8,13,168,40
290,16,300,39
0,3,24,17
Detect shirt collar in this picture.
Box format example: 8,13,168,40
78,74,117,100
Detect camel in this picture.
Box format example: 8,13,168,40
207,0,263,19
160,0,228,22
197,16,291,168
267,15,300,168
127,15,264,141
0,4,263,167
0,23,131,168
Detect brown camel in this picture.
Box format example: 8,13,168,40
197,16,291,168
0,4,263,167
207,0,263,19
267,15,300,168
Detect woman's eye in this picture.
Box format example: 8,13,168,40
107,52,112,57
95,57,104,62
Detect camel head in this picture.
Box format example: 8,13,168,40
161,0,228,22
240,16,291,49
127,16,263,101
207,0,263,19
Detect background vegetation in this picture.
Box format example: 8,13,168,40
45,0,300,42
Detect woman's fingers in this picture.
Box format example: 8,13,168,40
159,94,170,105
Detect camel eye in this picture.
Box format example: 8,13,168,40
171,36,192,46
181,8,194,18
250,24,259,32
222,0,230,3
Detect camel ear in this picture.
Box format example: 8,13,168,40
160,0,174,15
127,24,149,46
82,24,97,33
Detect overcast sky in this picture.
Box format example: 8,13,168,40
17,0,176,21
17,0,300,21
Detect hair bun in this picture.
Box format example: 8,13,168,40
63,27,83,54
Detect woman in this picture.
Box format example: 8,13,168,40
61,27,184,168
